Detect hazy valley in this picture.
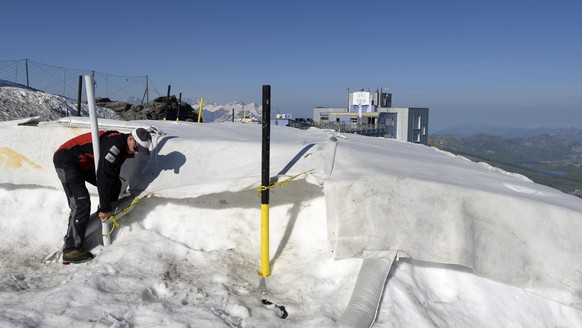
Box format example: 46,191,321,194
430,126,582,197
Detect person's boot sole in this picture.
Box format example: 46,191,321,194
62,257,93,265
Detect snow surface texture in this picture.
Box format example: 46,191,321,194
1,85,582,327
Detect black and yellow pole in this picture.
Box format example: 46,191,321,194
261,85,271,277
258,86,289,319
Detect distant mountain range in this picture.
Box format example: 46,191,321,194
198,101,262,122
429,127,582,197
433,125,582,143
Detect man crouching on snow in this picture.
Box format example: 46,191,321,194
53,128,152,264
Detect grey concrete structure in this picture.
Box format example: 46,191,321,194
312,89,429,144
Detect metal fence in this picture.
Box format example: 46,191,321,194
0,59,159,105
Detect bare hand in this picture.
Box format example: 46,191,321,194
98,212,112,221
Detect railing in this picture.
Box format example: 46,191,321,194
311,121,391,137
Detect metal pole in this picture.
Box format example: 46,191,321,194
164,85,171,120
77,75,82,116
176,92,182,122
25,59,29,87
141,76,149,105
261,85,271,277
85,74,111,246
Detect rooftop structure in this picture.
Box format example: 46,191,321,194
312,89,429,144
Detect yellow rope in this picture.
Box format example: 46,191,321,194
103,215,120,236
257,172,309,197
102,196,143,237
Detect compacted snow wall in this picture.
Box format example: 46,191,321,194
324,136,582,310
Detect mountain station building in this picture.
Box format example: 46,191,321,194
312,89,429,144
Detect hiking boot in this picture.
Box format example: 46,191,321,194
62,248,94,265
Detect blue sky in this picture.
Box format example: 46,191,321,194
3,1,581,131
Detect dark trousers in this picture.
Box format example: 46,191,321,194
55,167,97,251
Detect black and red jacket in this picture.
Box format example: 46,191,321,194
54,130,134,212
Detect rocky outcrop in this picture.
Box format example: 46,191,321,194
96,96,201,122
